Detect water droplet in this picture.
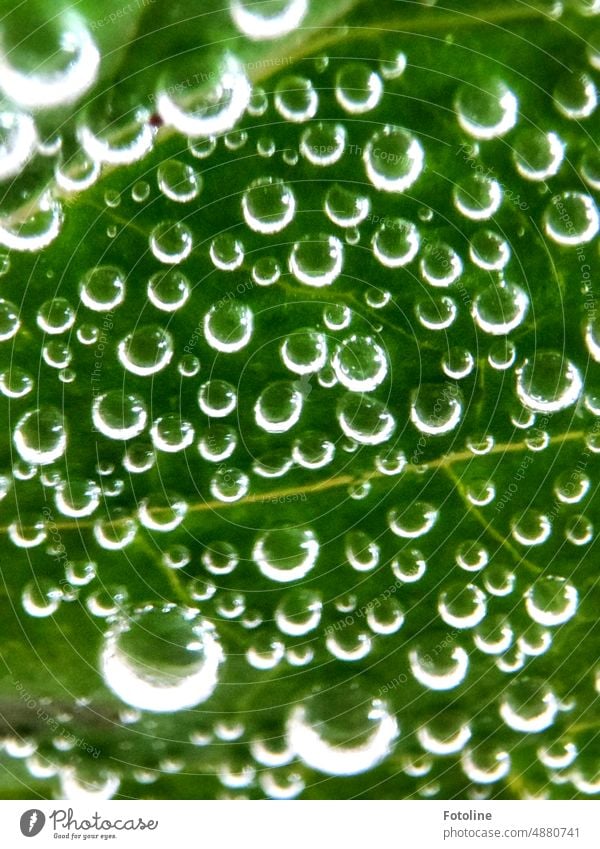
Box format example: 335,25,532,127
516,351,582,412
292,432,334,469
147,269,190,312
337,394,395,444
198,380,237,418
335,63,383,114
454,174,502,220
324,184,370,227
230,0,307,39
37,298,75,335
389,501,438,538
117,326,174,376
415,295,457,330
409,643,469,690
204,302,253,352
512,510,552,545
364,126,424,192
289,234,343,287
274,75,318,122
242,176,296,233
554,71,597,118
210,233,244,270
469,229,511,271
332,334,388,391
391,548,427,582
461,746,510,784
0,193,63,251
286,688,398,775
410,383,463,435
455,80,518,139
420,243,463,286
253,527,319,582
442,347,475,379
472,281,529,335
0,299,20,340
439,583,487,629
276,589,322,635
323,303,352,330
157,52,250,137
149,220,193,264
55,479,100,518
500,679,558,733
281,329,327,374
554,469,590,504
0,14,99,109
0,110,36,179
157,159,201,203
14,407,66,465
300,122,346,165
80,266,125,311
474,616,513,655
525,576,578,625
210,467,249,502
22,578,62,617
543,192,599,245
513,129,564,180
344,530,380,572
255,382,304,433
78,106,153,165
151,414,194,452
372,218,419,267
0,366,33,398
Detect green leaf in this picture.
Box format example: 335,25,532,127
0,0,599,801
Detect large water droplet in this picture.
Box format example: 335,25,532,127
281,329,327,374
372,218,419,267
230,0,307,40
100,604,223,712
455,80,518,139
499,679,558,733
286,688,398,775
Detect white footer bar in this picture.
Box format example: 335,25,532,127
1,800,598,847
